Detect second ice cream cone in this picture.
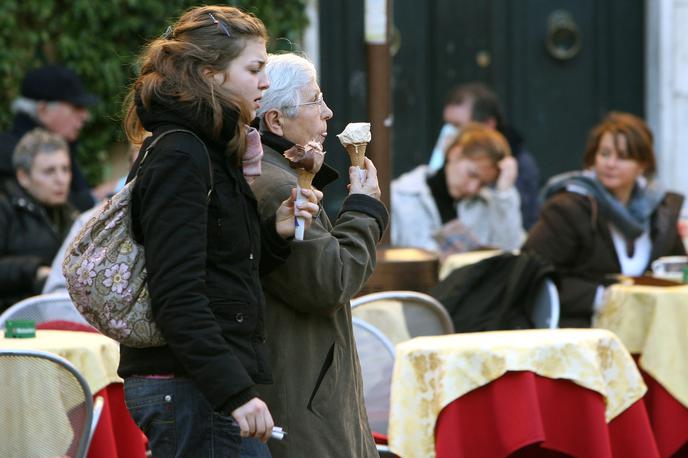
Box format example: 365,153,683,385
345,143,367,167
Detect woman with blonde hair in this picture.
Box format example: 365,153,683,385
118,6,319,457
391,123,524,256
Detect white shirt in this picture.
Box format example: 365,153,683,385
608,223,652,276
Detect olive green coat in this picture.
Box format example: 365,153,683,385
250,139,388,458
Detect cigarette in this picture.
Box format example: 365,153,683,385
272,426,287,441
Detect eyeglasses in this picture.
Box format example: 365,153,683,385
285,93,326,111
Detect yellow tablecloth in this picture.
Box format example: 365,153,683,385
389,329,646,458
0,330,121,456
594,283,688,408
0,330,121,393
439,249,502,280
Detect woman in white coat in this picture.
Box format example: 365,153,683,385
391,123,524,256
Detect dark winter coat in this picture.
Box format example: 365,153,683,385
523,191,686,327
117,95,291,414
430,252,555,332
0,181,76,312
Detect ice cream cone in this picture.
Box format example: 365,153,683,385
294,170,315,241
297,170,315,189
345,143,367,167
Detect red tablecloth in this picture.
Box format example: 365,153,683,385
435,371,660,458
638,367,688,458
88,383,147,458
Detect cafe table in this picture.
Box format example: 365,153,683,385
388,329,659,458
0,330,147,458
595,283,688,457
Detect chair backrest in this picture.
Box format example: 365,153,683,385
0,292,89,329
0,349,94,458
531,278,560,329
351,291,455,345
352,317,396,436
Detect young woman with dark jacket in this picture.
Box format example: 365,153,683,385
118,6,319,457
524,112,686,327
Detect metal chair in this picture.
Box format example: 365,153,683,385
351,291,455,345
531,278,560,329
352,317,396,453
0,292,90,329
0,349,97,458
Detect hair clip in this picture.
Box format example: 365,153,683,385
208,12,231,38
161,25,174,39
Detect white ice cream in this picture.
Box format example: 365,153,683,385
337,122,371,145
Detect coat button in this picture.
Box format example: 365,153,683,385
235,313,244,323
164,395,172,402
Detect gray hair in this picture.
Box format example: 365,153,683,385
11,97,64,124
257,53,317,130
11,97,40,120
13,128,69,173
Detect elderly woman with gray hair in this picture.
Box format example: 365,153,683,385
0,128,77,312
250,52,388,458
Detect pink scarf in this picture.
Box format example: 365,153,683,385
243,126,263,178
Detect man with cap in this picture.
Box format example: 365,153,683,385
0,64,99,211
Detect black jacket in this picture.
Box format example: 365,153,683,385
0,113,96,211
0,181,76,312
523,191,686,327
431,252,555,332
117,95,291,414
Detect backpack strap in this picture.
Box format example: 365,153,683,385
137,129,214,202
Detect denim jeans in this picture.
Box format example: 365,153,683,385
239,438,272,458
124,376,271,458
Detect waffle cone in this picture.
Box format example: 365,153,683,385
297,170,315,189
345,143,367,167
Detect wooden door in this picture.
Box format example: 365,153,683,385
318,0,645,213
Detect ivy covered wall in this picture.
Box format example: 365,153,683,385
0,0,308,183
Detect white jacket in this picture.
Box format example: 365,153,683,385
391,165,524,252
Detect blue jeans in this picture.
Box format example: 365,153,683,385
124,376,271,458
239,438,272,458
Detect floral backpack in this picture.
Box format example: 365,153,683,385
63,129,213,347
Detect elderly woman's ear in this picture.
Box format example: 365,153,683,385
262,109,284,136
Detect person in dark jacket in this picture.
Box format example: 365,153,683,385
118,6,320,458
0,128,76,312
252,53,388,458
523,112,686,327
428,82,541,228
0,64,98,211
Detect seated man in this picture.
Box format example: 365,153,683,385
0,129,77,312
0,65,98,211
251,53,388,458
392,123,524,257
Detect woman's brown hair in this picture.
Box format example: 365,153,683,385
123,5,268,159
445,123,512,164
583,111,656,175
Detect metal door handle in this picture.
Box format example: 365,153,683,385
546,10,581,60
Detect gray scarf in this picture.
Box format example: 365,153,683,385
542,170,665,240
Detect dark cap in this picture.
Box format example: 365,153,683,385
21,65,99,107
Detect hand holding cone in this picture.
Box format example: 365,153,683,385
283,141,325,240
